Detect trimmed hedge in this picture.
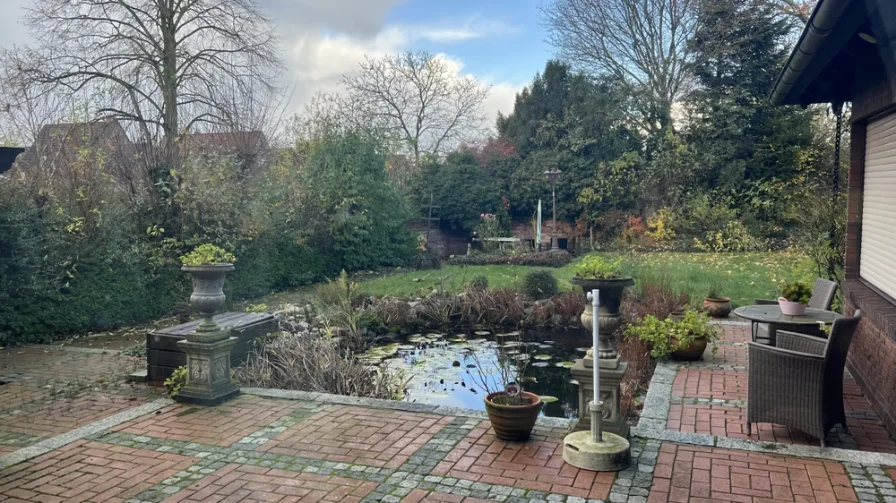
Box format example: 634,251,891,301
447,250,572,268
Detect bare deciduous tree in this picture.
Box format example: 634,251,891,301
18,0,282,163
312,51,490,164
542,0,698,132
766,0,812,26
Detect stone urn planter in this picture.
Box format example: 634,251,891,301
571,277,635,358
703,297,732,319
484,392,542,441
182,263,235,339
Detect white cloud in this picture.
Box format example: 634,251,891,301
278,13,523,134
0,0,524,135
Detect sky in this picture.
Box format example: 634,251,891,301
0,0,554,131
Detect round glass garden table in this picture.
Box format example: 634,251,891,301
733,305,843,345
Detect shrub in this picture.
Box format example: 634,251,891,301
180,244,237,266
521,270,558,300
236,331,408,399
447,250,572,267
693,220,765,252
469,275,489,290
781,281,811,304
372,297,416,327
624,310,718,360
164,366,187,397
574,255,623,279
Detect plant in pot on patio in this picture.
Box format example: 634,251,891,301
180,244,237,333
703,279,731,319
471,336,542,441
625,309,719,361
779,280,812,316
571,255,634,335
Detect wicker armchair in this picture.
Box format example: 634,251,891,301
746,311,862,447
753,278,838,345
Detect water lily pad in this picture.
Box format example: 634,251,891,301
539,395,559,403
542,340,555,345
534,354,552,360
474,331,491,336
555,361,575,368
501,341,521,348
531,362,550,367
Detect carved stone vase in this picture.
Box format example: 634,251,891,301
570,276,634,365
570,276,634,437
176,263,239,405
182,264,234,340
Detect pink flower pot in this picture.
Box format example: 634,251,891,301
778,297,807,316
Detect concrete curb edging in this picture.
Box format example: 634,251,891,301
241,387,576,430
0,397,173,470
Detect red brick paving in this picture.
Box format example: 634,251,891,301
0,391,151,441
672,368,748,401
0,439,195,503
113,395,298,447
257,405,449,469
668,325,896,453
648,442,858,502
161,464,378,503
0,347,142,389
431,420,616,500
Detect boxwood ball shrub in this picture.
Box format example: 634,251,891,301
521,270,559,300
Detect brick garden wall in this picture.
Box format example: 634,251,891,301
844,281,896,436
843,58,896,439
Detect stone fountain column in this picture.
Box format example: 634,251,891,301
176,264,240,405
569,277,633,438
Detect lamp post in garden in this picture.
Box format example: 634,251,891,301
544,169,562,251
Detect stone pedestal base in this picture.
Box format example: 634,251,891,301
176,336,240,406
571,359,629,438
562,430,631,471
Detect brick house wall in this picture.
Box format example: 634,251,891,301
842,56,896,437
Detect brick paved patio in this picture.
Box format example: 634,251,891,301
1,325,896,502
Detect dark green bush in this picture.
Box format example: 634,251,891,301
520,270,559,300
447,250,572,268
469,275,489,290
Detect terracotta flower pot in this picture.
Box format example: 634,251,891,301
703,297,732,318
671,335,708,361
484,392,542,441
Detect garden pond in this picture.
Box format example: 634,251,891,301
358,328,590,419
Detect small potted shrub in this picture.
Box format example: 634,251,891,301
571,255,634,332
779,281,812,316
703,279,731,318
625,309,718,361
472,335,542,441
180,244,236,333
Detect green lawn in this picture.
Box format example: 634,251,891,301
357,251,814,308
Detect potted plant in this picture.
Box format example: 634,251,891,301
472,335,542,441
180,244,237,334
779,281,812,316
624,309,719,361
703,279,731,318
571,255,634,334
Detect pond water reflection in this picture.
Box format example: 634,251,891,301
359,328,589,419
